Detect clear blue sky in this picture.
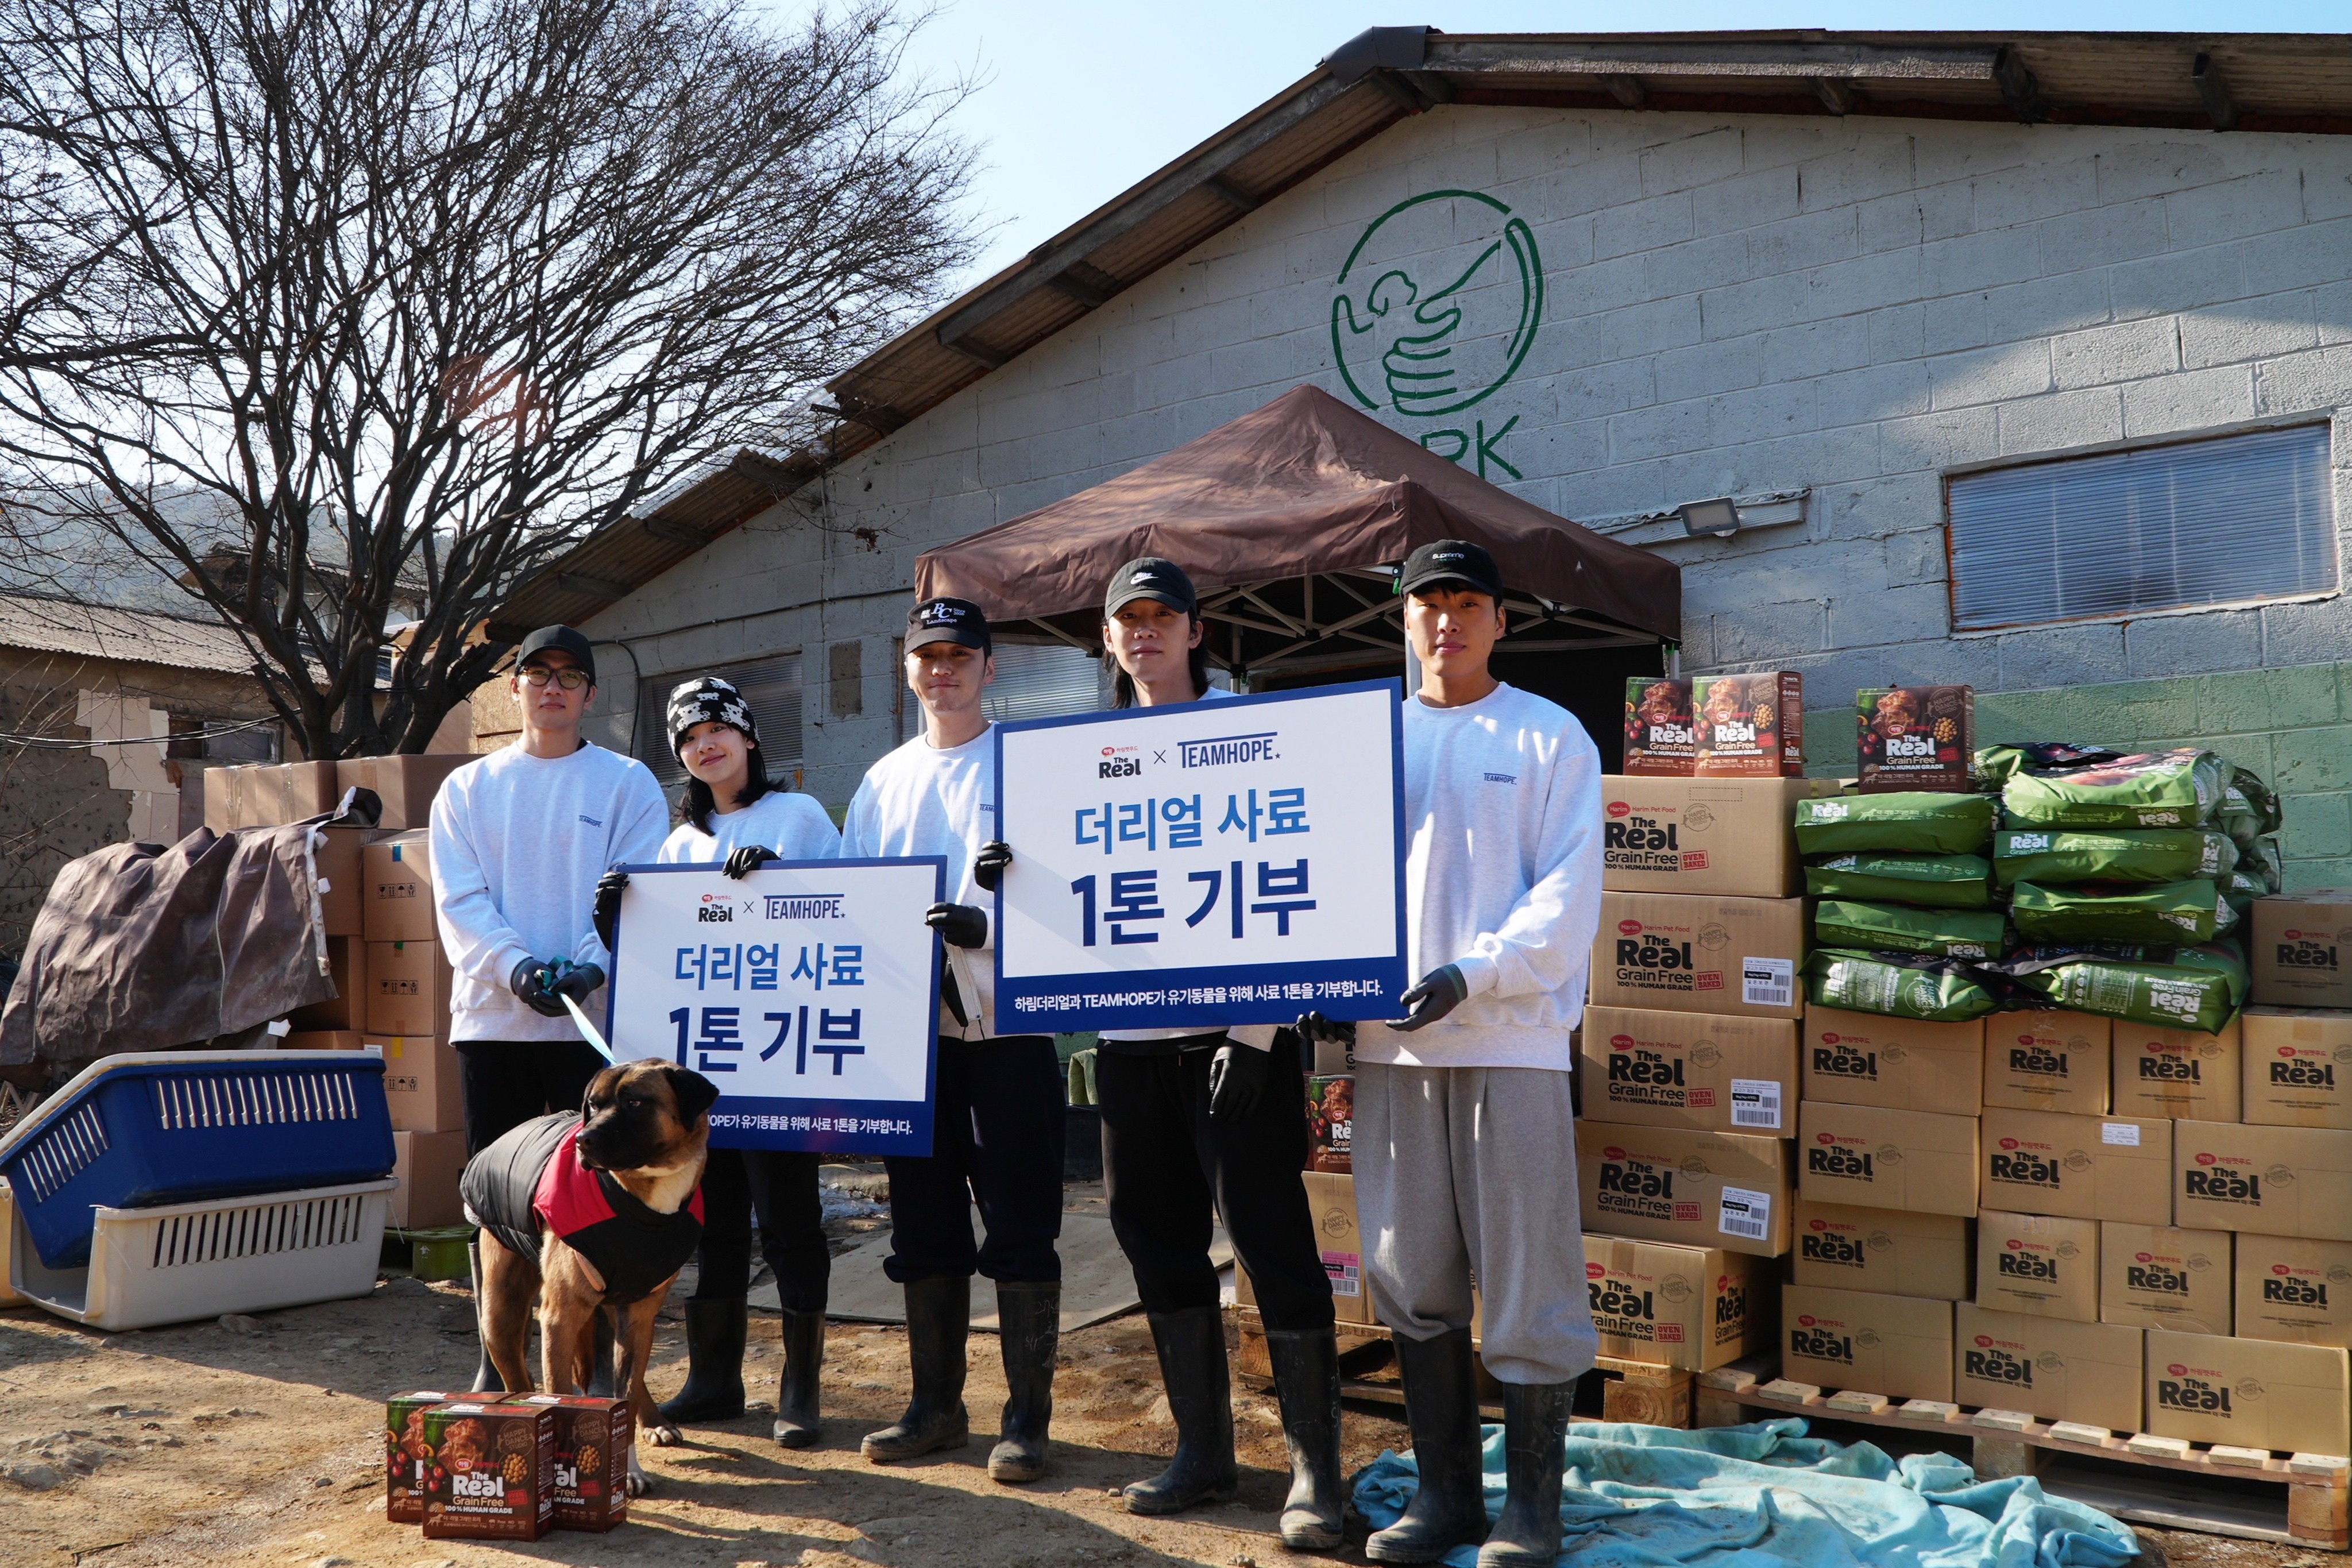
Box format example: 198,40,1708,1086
797,1,2352,291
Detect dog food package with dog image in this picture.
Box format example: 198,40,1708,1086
384,1391,460,1524
503,1395,633,1532
1856,686,1973,794
1306,1075,1352,1172
418,1400,555,1541
1692,671,1803,778
2000,748,2227,831
1623,677,1696,775
1792,792,1995,857
1804,852,1992,910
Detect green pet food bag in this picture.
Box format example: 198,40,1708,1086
1813,899,2010,959
2008,878,2223,945
1995,942,2246,1035
1792,793,1995,856
1805,949,2000,1022
2000,748,2226,830
1803,852,1992,908
1991,829,2235,887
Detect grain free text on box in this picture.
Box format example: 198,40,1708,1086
1589,892,1807,1020
1599,777,1836,898
1578,1006,1797,1133
1582,1235,1765,1372
1574,1121,1791,1258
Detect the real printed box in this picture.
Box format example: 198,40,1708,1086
339,754,469,831
1303,1171,1372,1324
2111,1015,2242,1122
369,939,453,1038
373,1033,464,1134
1781,1284,1953,1401
385,1390,464,1523
1856,685,1974,795
499,1395,633,1532
1791,1198,1972,1300
1622,678,1697,776
364,829,436,942
1575,1121,1791,1259
2250,890,2352,1009
1801,1007,1984,1114
1590,891,1808,1019
1797,1101,1980,1218
2234,1234,2352,1348
1953,1303,2142,1430
1579,1007,1797,1134
1982,1011,2112,1117
1691,671,1804,778
1599,777,1839,898
289,936,369,1032
1582,1235,1766,1372
1306,1075,1353,1173
1976,1210,2101,1323
2145,1328,2350,1454
283,1030,364,1052
205,760,343,830
2174,1121,2352,1241
391,1129,468,1229
1979,1109,2172,1225
419,1399,554,1541
2102,1223,2233,1337
2242,1009,2352,1129
314,825,370,937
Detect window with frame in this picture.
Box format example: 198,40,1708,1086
637,651,802,795
1946,424,2336,632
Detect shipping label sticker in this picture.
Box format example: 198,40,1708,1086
1741,957,1795,1009
1729,1077,1784,1130
2100,1123,2142,1146
1719,1185,1772,1241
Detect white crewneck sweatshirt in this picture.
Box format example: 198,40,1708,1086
657,788,841,866
430,740,669,1043
842,725,998,1040
1353,681,1602,1073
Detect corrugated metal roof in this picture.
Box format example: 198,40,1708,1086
0,594,258,675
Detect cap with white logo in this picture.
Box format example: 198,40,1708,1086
1397,538,1504,601
906,596,992,653
1104,557,1199,619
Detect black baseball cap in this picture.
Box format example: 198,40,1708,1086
515,624,596,684
1398,539,1504,601
1104,557,1198,618
907,596,992,653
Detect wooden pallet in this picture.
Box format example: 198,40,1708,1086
1696,1354,2352,1553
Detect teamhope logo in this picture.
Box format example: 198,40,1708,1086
1330,189,1542,480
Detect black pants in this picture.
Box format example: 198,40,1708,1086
693,1146,831,1314
882,1034,1065,1286
1098,1038,1334,1333
455,1039,609,1157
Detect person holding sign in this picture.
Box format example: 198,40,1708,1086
588,677,843,1446
1299,541,1601,1568
841,597,1065,1484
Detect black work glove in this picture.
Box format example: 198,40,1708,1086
550,961,605,1006
724,844,779,880
1207,1042,1268,1121
592,868,628,952
926,901,987,949
511,957,566,1018
1390,964,1469,1033
972,840,1013,893
1295,1011,1357,1048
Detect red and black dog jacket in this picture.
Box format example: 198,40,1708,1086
461,1111,705,1304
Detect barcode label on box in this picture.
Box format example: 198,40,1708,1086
2100,1123,2141,1146
1322,1252,1361,1298
1742,958,1794,1008
1729,1078,1783,1130
1719,1185,1772,1241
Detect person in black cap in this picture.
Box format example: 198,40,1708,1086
1297,538,1602,1568
838,597,1065,1484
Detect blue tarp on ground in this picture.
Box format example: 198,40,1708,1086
1351,1418,2141,1568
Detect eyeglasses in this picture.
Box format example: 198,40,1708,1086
519,666,589,690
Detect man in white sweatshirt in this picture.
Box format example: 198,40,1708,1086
1300,540,1601,1568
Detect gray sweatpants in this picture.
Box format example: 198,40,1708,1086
1353,1061,1594,1386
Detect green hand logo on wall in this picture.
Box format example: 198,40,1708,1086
1331,189,1542,478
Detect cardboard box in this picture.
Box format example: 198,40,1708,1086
2111,1015,2242,1122
1575,1121,1791,1258
1306,1075,1352,1174
288,936,368,1032
1781,1285,1954,1401
419,1399,553,1541
2174,1121,2352,1241
390,1129,468,1229
385,1390,465,1523
1311,1035,1354,1075
1590,891,1808,1019
369,939,453,1038
2102,1223,2233,1337
1797,1101,1979,1218
374,1032,463,1134
2250,890,2352,1009
204,760,342,830
1582,1235,1767,1372
2234,1234,2352,1348
1977,1210,2101,1323
1303,1171,1371,1324
1622,677,1696,776
1791,1198,1972,1300
283,1030,364,1052
1600,777,1839,898
1954,1303,2142,1430
338,754,469,831
1856,685,1973,795
314,826,370,937
1692,671,1803,778
1579,1007,1797,1133
499,1395,633,1533
2146,1329,2350,1454
364,829,436,942
1801,1007,1984,1114
1982,1011,2112,1116
2242,1009,2352,1129
1979,1109,2172,1225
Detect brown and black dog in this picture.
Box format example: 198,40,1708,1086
461,1059,719,1494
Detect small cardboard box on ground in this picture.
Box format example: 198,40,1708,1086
1981,1011,2112,1117
2111,1015,2242,1122
2241,1009,2352,1129
369,940,453,1037
1952,1303,2143,1431
1780,1284,1953,1401
339,754,468,831
1578,1007,1797,1134
2250,890,2352,1009
374,1033,463,1134
2173,1121,2352,1241
1791,1198,1972,1300
1590,892,1807,1020
2145,1329,2351,1454
391,1129,468,1229
1801,1007,1983,1114
2102,1223,2233,1337
1978,1109,2172,1225
1976,1210,2100,1323
1599,777,1837,898
1796,1101,1980,1217
2234,1234,2352,1347
1582,1235,1767,1372
364,829,437,941
1574,1122,1791,1258
288,937,368,1032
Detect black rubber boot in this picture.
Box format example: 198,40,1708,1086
1267,1328,1346,1551
658,1298,748,1425
774,1308,825,1449
988,1281,1060,1483
1122,1307,1238,1515
586,1308,617,1400
1477,1381,1571,1567
861,1276,971,1462
1365,1327,1489,1565
466,1241,504,1395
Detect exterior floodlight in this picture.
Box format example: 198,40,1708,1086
1678,497,1741,538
